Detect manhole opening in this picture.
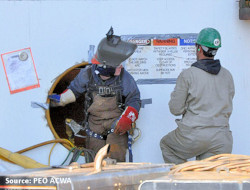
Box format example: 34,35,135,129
47,63,88,148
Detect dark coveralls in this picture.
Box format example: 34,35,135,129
68,64,141,162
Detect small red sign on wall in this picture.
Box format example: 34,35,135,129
1,47,40,94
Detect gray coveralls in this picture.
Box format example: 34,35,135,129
68,65,141,162
160,59,235,164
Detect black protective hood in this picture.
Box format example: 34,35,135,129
192,59,221,75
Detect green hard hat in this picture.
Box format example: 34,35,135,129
196,28,221,49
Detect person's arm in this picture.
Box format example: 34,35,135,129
49,67,90,107
114,70,141,134
49,89,76,107
122,71,141,112
229,72,235,100
169,71,189,116
67,67,90,99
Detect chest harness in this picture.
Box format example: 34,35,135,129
82,67,134,162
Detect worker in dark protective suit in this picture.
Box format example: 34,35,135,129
160,28,235,164
49,29,141,162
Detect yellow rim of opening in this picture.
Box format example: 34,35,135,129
45,62,89,150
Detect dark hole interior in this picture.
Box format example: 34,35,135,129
49,67,86,148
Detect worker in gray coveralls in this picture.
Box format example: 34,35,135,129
160,28,235,164
49,29,141,162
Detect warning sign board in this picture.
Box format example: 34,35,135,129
121,34,198,84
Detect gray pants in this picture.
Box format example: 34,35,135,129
160,124,233,164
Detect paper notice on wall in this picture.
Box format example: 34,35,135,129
121,34,198,84
1,48,40,94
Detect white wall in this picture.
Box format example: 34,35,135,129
0,0,249,171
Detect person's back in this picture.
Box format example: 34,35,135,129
173,64,234,128
160,28,235,164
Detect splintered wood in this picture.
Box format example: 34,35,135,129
168,154,250,181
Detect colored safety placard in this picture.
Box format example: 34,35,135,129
121,34,198,84
153,38,178,46
1,48,40,94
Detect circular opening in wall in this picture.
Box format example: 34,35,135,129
45,62,89,150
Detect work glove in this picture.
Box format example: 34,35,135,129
114,106,138,135
48,89,76,107
48,94,61,103
48,94,61,107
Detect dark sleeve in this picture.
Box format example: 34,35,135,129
121,70,141,112
67,67,90,99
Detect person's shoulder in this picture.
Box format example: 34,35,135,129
122,68,134,79
73,65,93,81
176,67,198,83
79,65,93,74
120,68,138,86
220,66,232,74
219,66,234,79
179,67,194,77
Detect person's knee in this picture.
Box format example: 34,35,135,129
160,135,169,150
106,134,128,162
108,144,126,162
160,137,173,161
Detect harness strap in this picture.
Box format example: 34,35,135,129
85,119,133,162
128,134,133,162
85,128,114,140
